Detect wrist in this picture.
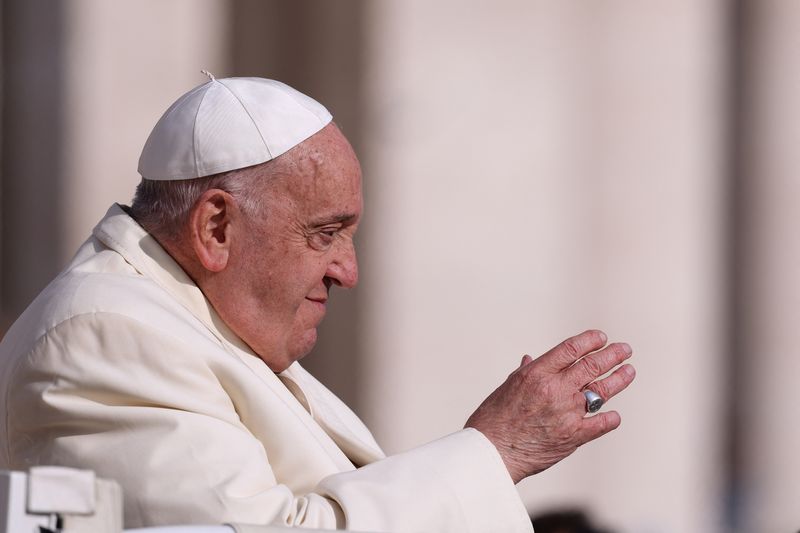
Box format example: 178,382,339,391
464,423,525,484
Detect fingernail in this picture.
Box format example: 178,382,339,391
624,364,636,377
621,343,632,355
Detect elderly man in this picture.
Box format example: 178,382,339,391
0,77,635,531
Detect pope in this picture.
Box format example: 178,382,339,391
0,75,635,531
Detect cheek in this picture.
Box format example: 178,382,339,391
296,253,332,284
263,265,320,312
238,241,288,294
242,244,330,314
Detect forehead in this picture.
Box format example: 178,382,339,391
265,124,362,217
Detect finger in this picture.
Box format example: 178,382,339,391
566,342,632,388
576,411,621,444
535,330,608,373
509,354,534,378
584,364,636,403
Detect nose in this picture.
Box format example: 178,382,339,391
325,239,359,289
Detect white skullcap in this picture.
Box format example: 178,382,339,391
138,75,332,181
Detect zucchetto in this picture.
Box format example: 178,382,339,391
138,74,332,181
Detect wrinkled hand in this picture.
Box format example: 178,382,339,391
465,330,635,484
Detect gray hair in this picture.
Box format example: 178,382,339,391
129,164,267,239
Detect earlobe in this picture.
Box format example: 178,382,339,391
190,190,234,273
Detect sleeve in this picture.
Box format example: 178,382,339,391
4,312,532,532
318,428,533,533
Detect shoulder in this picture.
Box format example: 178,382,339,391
1,306,243,442
2,237,213,359
0,241,230,412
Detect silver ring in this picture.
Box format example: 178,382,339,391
583,390,603,413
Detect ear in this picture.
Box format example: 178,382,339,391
189,189,237,272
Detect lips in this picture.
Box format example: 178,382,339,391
306,296,327,312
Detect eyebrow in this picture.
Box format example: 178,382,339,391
310,212,359,226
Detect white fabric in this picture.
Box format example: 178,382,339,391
138,77,332,180
0,205,533,532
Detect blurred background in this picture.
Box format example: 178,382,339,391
1,1,797,532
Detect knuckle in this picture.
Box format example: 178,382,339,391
581,356,603,378
562,338,582,359
574,391,588,409
590,380,608,400
554,422,577,442
563,416,583,440
512,370,531,389
515,363,534,382
523,363,548,383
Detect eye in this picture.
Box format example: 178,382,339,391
308,227,340,250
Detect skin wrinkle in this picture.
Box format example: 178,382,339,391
127,118,636,489
466,329,634,483
145,123,362,373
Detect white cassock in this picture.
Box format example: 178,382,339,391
0,204,533,532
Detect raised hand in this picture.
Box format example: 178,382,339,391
465,330,636,483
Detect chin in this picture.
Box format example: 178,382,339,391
286,328,319,366
259,329,318,373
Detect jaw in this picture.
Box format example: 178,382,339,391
261,326,319,373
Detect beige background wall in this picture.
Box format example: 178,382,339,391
1,1,795,532
359,3,726,532
735,2,800,531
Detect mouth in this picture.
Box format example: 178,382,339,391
306,296,328,310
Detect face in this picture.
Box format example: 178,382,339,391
221,124,362,372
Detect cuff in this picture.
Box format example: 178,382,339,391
318,428,533,533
